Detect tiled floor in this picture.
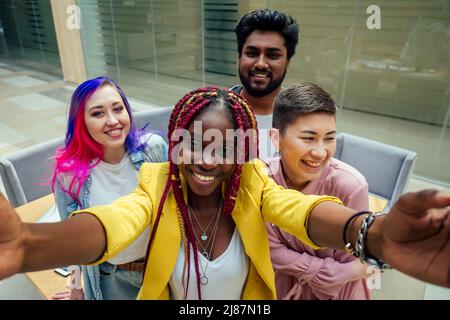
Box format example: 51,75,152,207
1,75,49,88
6,92,65,111
0,63,71,155
0,59,449,300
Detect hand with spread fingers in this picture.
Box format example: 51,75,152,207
381,190,450,287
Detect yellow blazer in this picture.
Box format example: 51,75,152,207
74,159,341,299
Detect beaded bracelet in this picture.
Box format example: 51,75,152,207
354,212,391,271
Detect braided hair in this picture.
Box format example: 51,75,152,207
143,87,258,299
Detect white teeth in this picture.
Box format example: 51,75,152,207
303,160,321,168
106,129,121,137
193,172,215,182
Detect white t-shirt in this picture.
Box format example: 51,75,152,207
89,154,150,265
169,228,249,299
256,113,277,161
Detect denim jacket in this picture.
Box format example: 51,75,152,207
54,134,168,300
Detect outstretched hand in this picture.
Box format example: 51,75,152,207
0,193,26,281
381,190,450,287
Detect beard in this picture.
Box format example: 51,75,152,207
238,67,287,98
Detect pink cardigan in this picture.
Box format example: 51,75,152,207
266,157,371,300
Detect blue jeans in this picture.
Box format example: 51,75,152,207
98,262,143,300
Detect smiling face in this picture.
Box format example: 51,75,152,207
178,108,236,198
84,85,130,162
271,112,337,191
238,30,289,98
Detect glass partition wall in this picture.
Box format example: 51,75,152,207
0,0,62,76
78,0,241,106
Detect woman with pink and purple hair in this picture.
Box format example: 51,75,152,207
51,76,167,300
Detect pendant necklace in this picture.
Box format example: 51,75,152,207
188,200,222,242
198,212,221,285
188,200,223,285
189,201,222,259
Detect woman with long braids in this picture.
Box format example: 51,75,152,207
51,76,167,300
0,87,449,299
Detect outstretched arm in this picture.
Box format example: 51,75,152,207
0,193,106,280
308,190,450,288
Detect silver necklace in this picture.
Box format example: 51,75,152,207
188,201,223,285
188,201,222,242
197,214,221,285
188,201,222,259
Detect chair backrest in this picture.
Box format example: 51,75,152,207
0,137,64,208
335,132,417,209
133,107,173,142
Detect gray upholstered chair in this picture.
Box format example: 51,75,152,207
134,106,173,142
0,137,64,208
335,132,417,209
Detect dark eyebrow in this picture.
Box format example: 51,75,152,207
185,130,234,145
89,101,122,111
300,130,317,135
244,46,282,52
244,45,259,51
300,130,337,135
88,105,103,112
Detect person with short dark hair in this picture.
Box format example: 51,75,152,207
268,83,371,300
231,9,299,161
271,82,336,133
